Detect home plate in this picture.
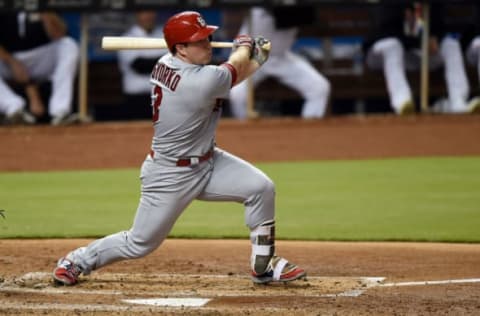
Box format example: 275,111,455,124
123,298,211,307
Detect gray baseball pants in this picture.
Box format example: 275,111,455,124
68,147,275,274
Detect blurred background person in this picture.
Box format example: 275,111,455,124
117,11,168,120
363,2,480,115
229,6,331,119
462,3,480,112
0,11,79,125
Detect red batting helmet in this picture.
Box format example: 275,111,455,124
163,11,218,53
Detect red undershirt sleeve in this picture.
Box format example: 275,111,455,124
221,62,238,87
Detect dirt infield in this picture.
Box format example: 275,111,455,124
1,115,480,315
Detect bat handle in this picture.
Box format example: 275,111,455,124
211,42,234,48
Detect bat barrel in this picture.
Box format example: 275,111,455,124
102,37,168,50
102,36,233,50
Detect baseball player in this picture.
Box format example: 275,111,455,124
0,11,79,125
53,11,306,286
364,2,480,114
229,7,331,119
463,3,480,111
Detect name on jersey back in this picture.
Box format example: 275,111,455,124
151,63,181,91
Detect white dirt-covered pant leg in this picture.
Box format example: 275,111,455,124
196,148,275,273
270,52,330,118
67,155,213,274
48,37,79,118
368,37,412,113
440,36,470,112
229,70,268,119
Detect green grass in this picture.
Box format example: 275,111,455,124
1,157,479,242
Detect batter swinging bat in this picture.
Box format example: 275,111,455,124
102,36,234,50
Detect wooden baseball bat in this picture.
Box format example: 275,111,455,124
102,36,234,50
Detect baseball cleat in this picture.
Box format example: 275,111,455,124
51,112,81,126
467,97,480,114
52,257,83,285
251,255,306,284
4,109,36,125
398,99,415,115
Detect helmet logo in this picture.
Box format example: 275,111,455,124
197,16,206,28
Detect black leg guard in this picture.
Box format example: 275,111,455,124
250,220,275,274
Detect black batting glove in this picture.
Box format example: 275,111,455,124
251,36,270,66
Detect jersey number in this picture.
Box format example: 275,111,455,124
151,85,163,122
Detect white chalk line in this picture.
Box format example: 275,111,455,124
380,278,480,287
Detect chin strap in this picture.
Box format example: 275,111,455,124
250,219,275,274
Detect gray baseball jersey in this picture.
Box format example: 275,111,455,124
149,53,230,158
65,53,275,274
